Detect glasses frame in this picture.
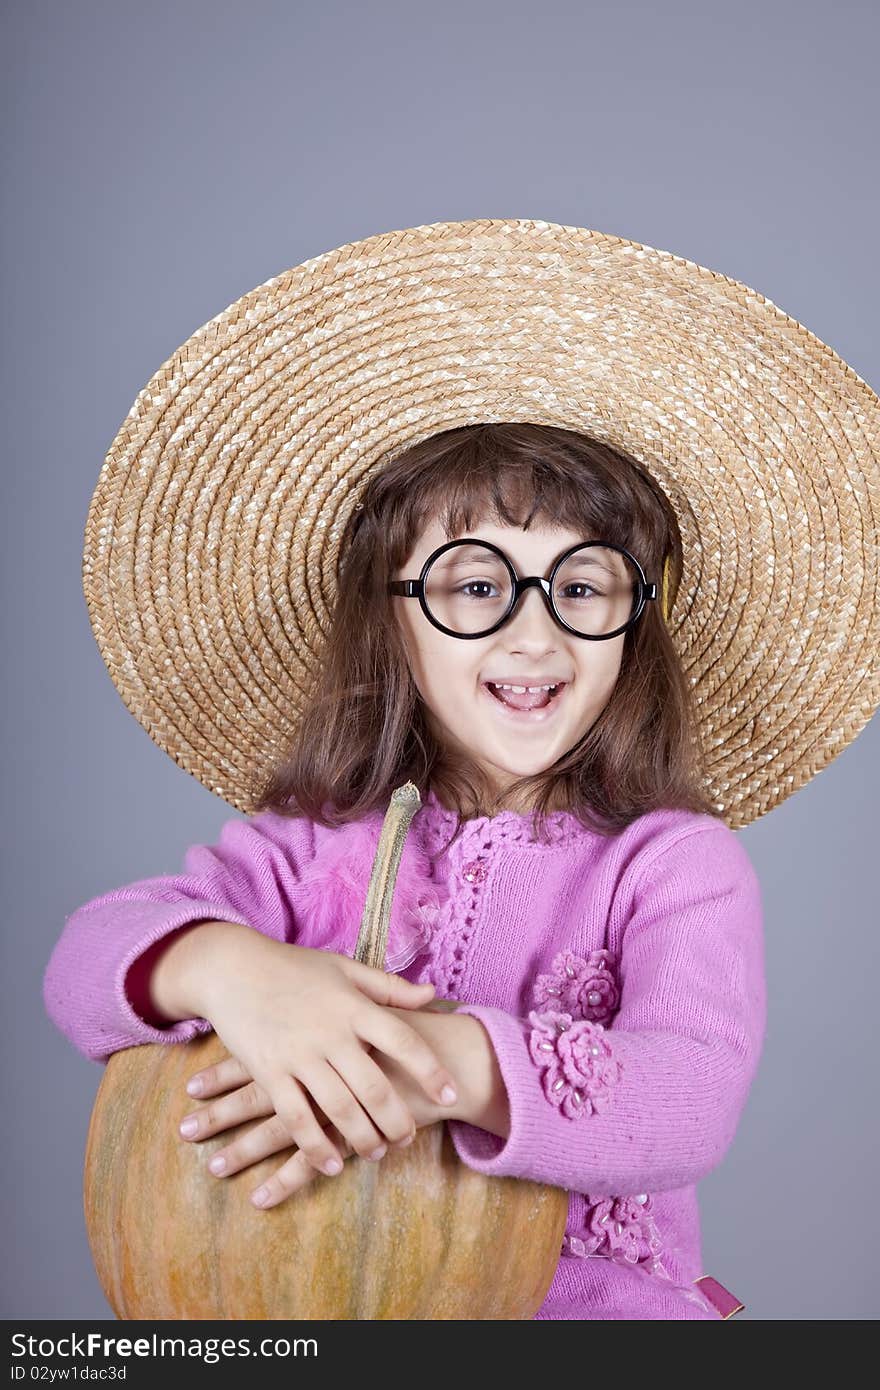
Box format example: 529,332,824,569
389,537,658,641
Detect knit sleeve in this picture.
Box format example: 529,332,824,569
42,810,317,1066
446,822,766,1196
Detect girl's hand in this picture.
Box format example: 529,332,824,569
191,933,460,1183
180,1002,464,1209
181,1054,359,1206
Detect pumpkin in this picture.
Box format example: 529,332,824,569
83,783,569,1318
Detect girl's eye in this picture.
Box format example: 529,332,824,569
560,582,604,600
457,581,497,599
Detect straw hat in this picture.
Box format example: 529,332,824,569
83,218,880,830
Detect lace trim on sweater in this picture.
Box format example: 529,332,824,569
415,787,597,858
419,870,484,1000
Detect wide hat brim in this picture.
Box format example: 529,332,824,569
83,218,880,828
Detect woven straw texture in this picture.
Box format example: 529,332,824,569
83,218,880,828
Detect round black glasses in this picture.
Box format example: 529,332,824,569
389,538,658,641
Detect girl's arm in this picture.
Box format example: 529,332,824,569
450,1012,511,1136
42,812,318,1065
444,823,766,1196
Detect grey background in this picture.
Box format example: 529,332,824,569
3,0,877,1321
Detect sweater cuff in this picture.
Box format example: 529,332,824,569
70,902,252,1062
115,904,254,1047
447,1001,615,1177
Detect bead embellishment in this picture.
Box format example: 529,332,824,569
461,858,488,883
531,947,620,1025
527,1009,622,1118
562,1192,665,1270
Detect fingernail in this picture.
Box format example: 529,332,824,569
209,1155,227,1174
323,1158,343,1176
179,1118,198,1137
186,1078,203,1096
398,1133,414,1148
251,1186,270,1206
368,1145,387,1161
440,1085,457,1105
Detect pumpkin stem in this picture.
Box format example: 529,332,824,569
354,781,423,971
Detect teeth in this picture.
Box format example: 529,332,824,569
491,683,559,692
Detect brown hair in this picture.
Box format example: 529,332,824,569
252,422,719,856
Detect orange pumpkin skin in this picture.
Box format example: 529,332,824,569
84,1031,569,1320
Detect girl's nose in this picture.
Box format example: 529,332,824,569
506,583,559,635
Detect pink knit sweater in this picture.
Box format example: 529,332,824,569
43,787,766,1321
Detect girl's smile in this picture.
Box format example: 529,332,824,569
481,677,570,723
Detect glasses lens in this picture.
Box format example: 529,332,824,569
423,542,640,636
551,545,640,636
424,543,514,634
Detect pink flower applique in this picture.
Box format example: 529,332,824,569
563,1192,664,1269
530,947,620,1025
527,1009,623,1118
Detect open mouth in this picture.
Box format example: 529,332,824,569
482,681,568,722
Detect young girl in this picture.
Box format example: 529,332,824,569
45,420,764,1320
42,219,878,1323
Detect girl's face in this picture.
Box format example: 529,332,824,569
393,517,626,810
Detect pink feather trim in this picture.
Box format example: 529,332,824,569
295,817,443,973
